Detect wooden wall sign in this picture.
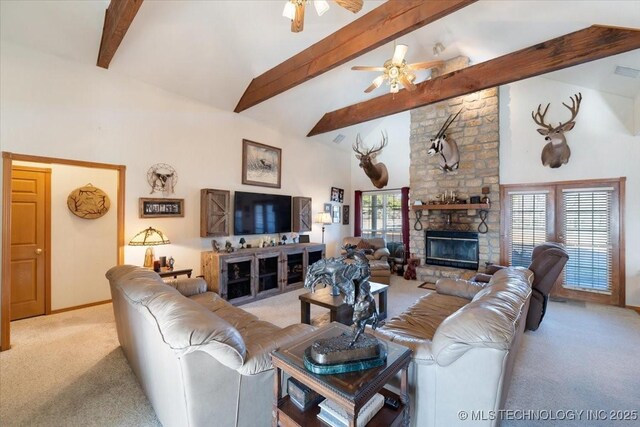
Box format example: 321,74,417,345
67,184,110,219
139,198,184,218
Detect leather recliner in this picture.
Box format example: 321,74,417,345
473,242,569,331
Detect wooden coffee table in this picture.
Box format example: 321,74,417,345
271,322,411,427
299,282,388,326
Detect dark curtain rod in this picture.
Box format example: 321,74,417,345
358,187,408,193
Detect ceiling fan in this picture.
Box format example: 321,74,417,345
352,44,443,94
282,0,363,33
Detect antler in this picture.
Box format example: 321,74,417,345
353,134,368,155
436,109,463,139
531,103,553,130
559,92,582,127
353,132,388,156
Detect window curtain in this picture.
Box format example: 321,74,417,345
401,187,410,258
354,190,362,237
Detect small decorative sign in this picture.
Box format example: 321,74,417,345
139,198,184,218
67,184,110,219
342,205,350,225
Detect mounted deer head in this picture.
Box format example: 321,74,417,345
427,109,462,172
531,93,582,168
353,131,389,189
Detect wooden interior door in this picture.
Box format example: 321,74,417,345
10,167,50,320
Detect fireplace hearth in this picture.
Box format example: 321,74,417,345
425,230,479,270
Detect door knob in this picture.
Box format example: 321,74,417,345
35,248,43,255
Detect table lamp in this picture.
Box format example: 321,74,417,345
314,212,332,244
129,227,171,268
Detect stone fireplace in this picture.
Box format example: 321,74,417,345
409,57,500,284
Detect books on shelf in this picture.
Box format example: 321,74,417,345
317,393,384,427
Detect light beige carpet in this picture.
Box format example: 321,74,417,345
1,276,639,426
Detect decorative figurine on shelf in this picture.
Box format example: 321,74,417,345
303,247,384,374
291,232,299,244
282,235,287,245
239,238,246,249
481,186,491,205
225,240,234,253
167,256,175,271
211,239,220,253
232,264,240,280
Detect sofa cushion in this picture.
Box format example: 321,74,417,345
237,323,315,375
144,291,247,370
165,277,208,297
189,292,259,329
436,278,487,300
432,268,532,367
374,292,468,360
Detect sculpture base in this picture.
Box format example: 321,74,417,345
303,332,387,375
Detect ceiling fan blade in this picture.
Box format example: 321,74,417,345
291,1,305,33
399,75,417,91
407,60,445,70
351,66,386,71
392,44,408,66
364,75,385,93
334,0,363,13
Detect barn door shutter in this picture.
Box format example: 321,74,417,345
293,197,312,232
200,189,230,237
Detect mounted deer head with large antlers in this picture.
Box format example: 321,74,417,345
427,109,462,172
353,131,389,189
531,93,582,168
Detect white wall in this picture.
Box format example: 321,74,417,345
500,77,640,306
634,93,640,136
0,41,352,309
13,161,118,310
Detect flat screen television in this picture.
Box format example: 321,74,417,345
234,191,292,235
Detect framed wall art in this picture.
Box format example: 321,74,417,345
242,139,282,188
332,205,340,223
324,203,332,213
330,187,344,203
139,198,184,218
342,205,350,225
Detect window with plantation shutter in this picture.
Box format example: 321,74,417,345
501,178,623,306
562,188,613,294
508,192,549,267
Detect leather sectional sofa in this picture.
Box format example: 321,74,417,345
372,267,533,427
106,265,314,427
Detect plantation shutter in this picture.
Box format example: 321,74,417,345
508,191,549,267
562,188,613,294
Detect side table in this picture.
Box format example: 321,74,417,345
299,282,388,326
157,268,193,279
271,322,411,427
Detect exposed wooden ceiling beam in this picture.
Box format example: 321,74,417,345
308,25,640,136
97,0,144,69
234,0,478,113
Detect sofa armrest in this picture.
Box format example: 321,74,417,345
165,277,208,297
486,264,507,275
373,248,390,260
371,328,435,363
238,323,316,375
436,278,487,300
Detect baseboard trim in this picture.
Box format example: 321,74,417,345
50,299,112,314
626,305,640,315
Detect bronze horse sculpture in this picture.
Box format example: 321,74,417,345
304,247,379,346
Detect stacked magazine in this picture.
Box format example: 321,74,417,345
317,393,384,427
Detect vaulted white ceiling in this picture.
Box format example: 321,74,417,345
1,0,638,146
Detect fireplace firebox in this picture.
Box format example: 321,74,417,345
425,230,479,270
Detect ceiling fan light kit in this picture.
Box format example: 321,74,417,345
282,0,363,33
353,43,443,94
